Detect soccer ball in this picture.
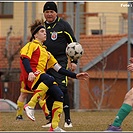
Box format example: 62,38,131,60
66,42,84,60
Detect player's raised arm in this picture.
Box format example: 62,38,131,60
53,63,89,80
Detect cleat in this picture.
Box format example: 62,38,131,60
64,119,73,127
105,125,122,132
24,104,35,121
49,126,66,132
42,121,51,128
16,115,23,120
45,114,51,120
64,122,73,127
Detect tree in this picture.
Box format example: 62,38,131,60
2,26,22,82
83,17,122,109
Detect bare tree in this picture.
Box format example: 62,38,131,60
85,56,121,110
84,18,122,110
3,26,22,81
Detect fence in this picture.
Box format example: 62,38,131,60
57,12,128,35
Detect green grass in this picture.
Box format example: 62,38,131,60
0,110,133,131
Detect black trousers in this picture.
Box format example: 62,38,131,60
46,55,71,121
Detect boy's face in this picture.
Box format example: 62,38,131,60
44,10,57,23
35,28,46,43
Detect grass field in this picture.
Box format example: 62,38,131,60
0,110,133,132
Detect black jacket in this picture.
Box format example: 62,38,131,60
44,17,77,59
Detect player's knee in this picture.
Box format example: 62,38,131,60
49,84,64,102
125,88,133,100
56,91,64,102
42,75,55,87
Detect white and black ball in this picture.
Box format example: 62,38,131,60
66,42,84,60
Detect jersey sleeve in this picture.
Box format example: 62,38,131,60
47,52,58,69
64,21,77,43
20,42,36,60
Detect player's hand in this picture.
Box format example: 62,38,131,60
28,72,36,81
70,63,77,71
76,72,89,80
127,63,133,71
129,57,133,63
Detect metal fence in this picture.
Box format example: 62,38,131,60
58,12,129,35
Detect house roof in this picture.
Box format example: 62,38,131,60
0,34,131,75
79,34,128,71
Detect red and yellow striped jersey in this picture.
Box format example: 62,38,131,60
20,39,57,90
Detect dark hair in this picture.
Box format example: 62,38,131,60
29,19,45,39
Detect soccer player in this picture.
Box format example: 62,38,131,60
20,19,89,131
16,42,50,122
105,57,133,131
42,2,78,128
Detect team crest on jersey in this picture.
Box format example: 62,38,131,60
51,31,57,40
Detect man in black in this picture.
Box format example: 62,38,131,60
42,2,78,128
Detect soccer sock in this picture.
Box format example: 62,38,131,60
39,99,49,117
64,106,70,120
51,101,63,129
28,83,48,108
46,96,54,112
16,100,24,116
112,103,132,127
63,93,71,121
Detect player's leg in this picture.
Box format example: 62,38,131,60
16,92,28,120
50,101,63,131
63,90,73,127
46,95,54,119
16,81,33,120
24,73,55,121
45,69,72,128
39,95,51,121
105,88,133,131
55,57,73,127
58,84,73,127
48,84,65,132
24,83,49,121
56,70,73,127
42,96,54,127
42,69,58,127
24,76,64,131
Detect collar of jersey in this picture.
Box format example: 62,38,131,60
33,40,43,47
46,17,60,29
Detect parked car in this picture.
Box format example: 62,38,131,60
0,99,17,112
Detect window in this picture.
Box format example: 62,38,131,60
0,2,13,18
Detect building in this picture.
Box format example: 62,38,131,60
0,1,132,109
0,2,129,37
